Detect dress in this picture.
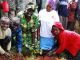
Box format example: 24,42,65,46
39,9,60,50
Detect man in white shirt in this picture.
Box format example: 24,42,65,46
0,17,11,57
38,3,60,57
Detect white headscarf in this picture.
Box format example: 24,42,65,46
0,17,10,23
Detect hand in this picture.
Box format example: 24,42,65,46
46,51,53,56
53,52,56,55
4,51,12,60
4,52,10,57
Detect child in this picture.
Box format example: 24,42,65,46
0,17,11,57
51,22,80,60
11,17,22,55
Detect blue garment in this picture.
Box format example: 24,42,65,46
0,36,11,50
12,26,22,52
40,36,55,50
58,5,68,17
59,0,68,2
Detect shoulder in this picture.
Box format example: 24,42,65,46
51,10,58,14
6,28,11,37
6,28,11,34
39,9,46,14
63,30,79,36
60,30,69,36
6,28,11,32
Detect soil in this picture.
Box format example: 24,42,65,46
0,53,25,60
0,53,67,60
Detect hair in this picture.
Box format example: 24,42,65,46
0,17,10,23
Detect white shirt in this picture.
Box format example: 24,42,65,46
39,9,60,37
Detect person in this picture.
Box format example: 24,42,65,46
58,0,68,29
8,8,15,20
21,2,40,56
0,17,11,57
1,0,9,16
11,17,22,55
67,0,77,31
51,22,80,60
36,0,42,12
0,2,2,19
38,3,60,60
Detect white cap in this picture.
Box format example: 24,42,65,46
0,17,10,23
11,17,20,24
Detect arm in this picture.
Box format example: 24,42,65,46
0,46,5,54
55,35,66,54
53,11,60,22
17,27,22,52
7,28,11,51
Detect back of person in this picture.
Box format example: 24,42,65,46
59,30,80,56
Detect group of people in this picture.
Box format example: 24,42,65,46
0,0,80,60
0,1,40,58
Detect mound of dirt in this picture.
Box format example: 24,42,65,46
0,53,25,60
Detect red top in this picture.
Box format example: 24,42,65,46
55,30,80,56
52,22,80,56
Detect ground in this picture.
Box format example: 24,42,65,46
0,53,67,60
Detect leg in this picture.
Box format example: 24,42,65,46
0,36,11,51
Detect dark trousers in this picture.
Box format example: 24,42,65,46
0,36,11,51
36,0,42,12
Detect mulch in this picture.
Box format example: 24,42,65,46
0,53,67,60
0,53,25,60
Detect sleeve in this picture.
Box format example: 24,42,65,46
7,28,11,37
55,34,66,54
33,15,40,28
0,46,5,54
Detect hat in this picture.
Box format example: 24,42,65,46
11,17,20,24
25,2,36,10
53,22,64,31
0,17,10,23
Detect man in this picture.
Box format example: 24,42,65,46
51,22,80,60
38,3,60,60
0,17,11,57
